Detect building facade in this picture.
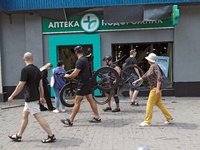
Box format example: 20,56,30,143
0,1,200,100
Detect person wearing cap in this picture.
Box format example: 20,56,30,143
52,60,67,113
60,46,101,126
133,53,174,127
102,55,121,112
125,49,141,106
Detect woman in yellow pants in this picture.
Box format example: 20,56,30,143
133,53,174,127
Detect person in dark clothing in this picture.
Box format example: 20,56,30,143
60,46,101,126
125,50,141,106
8,52,56,143
102,55,121,112
39,63,55,111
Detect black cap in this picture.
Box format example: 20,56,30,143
57,60,64,66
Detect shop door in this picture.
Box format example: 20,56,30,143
49,34,101,97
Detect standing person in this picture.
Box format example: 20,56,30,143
39,63,55,111
60,46,101,126
8,52,56,143
125,50,141,106
102,55,121,112
133,53,174,127
52,60,66,113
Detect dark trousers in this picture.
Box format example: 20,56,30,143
40,84,54,110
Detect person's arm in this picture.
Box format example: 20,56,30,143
156,81,162,96
132,77,143,86
133,64,141,78
154,65,163,96
8,81,26,103
38,79,45,105
64,68,81,78
113,66,121,84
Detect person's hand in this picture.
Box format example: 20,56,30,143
132,81,137,86
8,96,13,103
156,89,160,96
113,80,116,84
64,74,70,78
40,97,45,105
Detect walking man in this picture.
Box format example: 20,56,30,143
8,52,56,143
125,50,141,106
61,46,101,126
102,55,121,112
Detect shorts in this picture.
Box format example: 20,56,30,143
129,76,140,91
105,87,118,95
23,101,40,115
76,81,92,96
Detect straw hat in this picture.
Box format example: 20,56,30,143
145,53,157,63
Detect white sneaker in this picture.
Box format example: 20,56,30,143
61,109,65,112
53,109,59,113
139,121,150,127
164,118,175,125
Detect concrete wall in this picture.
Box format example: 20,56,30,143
0,13,43,86
173,5,200,82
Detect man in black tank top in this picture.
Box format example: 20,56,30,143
61,46,101,126
102,55,121,112
8,52,56,143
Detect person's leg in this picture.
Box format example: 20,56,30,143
53,87,60,110
113,94,120,109
105,93,111,108
129,90,133,102
18,111,30,137
144,88,158,124
69,95,83,122
61,89,65,110
86,94,100,119
155,91,173,120
44,84,54,110
34,113,53,136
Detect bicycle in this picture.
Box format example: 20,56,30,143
57,53,120,107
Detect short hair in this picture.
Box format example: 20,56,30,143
24,52,33,61
57,60,64,67
130,50,136,55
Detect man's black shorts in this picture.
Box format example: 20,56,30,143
76,81,92,96
105,88,118,95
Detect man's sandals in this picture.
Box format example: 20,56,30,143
8,134,22,142
41,134,56,143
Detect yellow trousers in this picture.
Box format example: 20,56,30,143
144,88,173,124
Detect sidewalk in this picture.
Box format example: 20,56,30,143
0,97,200,150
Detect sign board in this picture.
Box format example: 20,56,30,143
42,13,174,34
156,56,169,77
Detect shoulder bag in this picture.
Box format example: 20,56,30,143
50,69,55,87
154,65,171,89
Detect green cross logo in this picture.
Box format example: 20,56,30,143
81,13,100,33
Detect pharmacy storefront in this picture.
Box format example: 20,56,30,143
42,13,174,96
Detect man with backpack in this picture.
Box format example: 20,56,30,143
125,50,141,106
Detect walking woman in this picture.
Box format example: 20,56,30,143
133,53,174,127
40,63,55,111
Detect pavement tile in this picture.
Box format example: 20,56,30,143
1,97,200,150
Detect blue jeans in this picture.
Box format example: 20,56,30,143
53,87,65,108
129,76,140,91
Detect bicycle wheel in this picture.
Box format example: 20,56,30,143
121,65,143,88
60,82,78,107
92,67,120,92
92,86,112,105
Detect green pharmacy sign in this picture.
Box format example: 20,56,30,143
42,13,174,34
